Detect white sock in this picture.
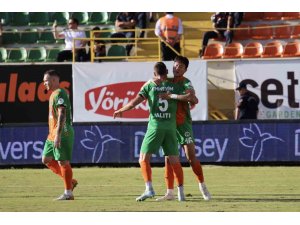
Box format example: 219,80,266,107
145,181,153,191
167,189,174,195
64,190,72,195
177,185,184,195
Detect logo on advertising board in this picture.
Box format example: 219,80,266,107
80,126,124,163
239,123,284,161
84,82,149,118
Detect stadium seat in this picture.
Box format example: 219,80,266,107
261,41,283,58
243,12,263,21
291,25,300,39
222,42,243,59
101,26,116,41
2,29,20,44
0,12,11,25
71,12,89,25
242,42,263,58
273,24,292,39
0,47,8,62
37,28,56,44
88,12,108,25
250,24,273,40
11,12,29,26
233,25,250,40
26,47,47,62
262,12,283,20
107,45,126,57
29,12,49,26
49,12,69,25
46,47,63,62
20,28,39,44
281,12,300,20
282,41,300,57
202,43,224,59
6,47,27,62
107,12,119,24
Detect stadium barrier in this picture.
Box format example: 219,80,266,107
1,121,300,165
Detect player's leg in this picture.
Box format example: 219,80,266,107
54,136,75,200
168,155,185,201
162,130,185,201
42,140,77,192
156,157,175,201
184,144,211,200
136,129,162,201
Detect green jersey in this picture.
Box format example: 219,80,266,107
47,88,73,141
139,79,181,130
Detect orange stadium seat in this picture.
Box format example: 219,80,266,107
261,41,283,58
262,12,283,20
282,41,300,57
242,42,263,58
291,25,300,39
243,12,263,21
222,42,243,59
202,43,224,59
250,24,273,40
233,25,251,40
281,12,300,20
273,24,292,39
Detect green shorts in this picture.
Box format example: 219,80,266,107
141,129,179,156
43,136,74,161
176,120,195,145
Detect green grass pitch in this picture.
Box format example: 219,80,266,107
0,166,299,212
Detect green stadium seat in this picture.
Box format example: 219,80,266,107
6,47,27,62
46,47,63,62
20,28,39,44
88,12,108,25
26,47,47,62
0,12,11,25
71,12,89,24
107,45,126,57
100,26,115,40
37,28,56,44
107,12,119,24
0,47,8,62
11,12,29,26
49,12,69,26
29,12,49,26
2,29,20,44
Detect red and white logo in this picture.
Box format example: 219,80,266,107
85,82,149,118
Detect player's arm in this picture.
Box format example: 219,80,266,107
159,90,198,104
54,106,66,148
113,95,145,118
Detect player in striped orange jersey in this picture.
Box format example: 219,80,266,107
156,56,211,201
42,70,77,200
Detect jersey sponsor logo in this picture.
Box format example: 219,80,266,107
151,86,174,92
85,82,148,118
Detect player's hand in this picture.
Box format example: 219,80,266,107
113,110,122,119
159,91,171,100
52,20,57,28
54,135,61,148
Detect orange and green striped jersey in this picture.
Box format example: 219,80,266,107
170,77,194,125
47,88,73,141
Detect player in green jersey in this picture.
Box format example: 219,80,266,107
156,56,211,201
113,62,195,201
42,70,77,201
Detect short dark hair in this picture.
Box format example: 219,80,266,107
69,18,79,25
44,70,60,78
92,26,100,31
174,56,189,69
154,62,167,75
